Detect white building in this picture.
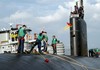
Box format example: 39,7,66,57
0,26,35,53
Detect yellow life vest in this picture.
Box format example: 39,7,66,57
10,34,15,38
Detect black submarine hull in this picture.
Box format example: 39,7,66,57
70,17,88,56
0,54,100,70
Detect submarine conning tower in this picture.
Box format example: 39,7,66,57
70,0,88,56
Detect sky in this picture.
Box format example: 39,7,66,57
0,0,100,51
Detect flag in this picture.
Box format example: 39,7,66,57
67,22,72,27
64,22,72,30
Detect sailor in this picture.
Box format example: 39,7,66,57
28,31,45,54
10,32,15,41
17,25,27,53
52,35,57,55
95,48,99,58
42,32,48,52
78,6,84,19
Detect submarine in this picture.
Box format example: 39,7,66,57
70,0,88,56
0,0,100,70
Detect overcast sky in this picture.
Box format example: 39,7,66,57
0,0,100,50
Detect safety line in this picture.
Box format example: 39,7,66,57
62,55,100,70
47,54,88,70
50,54,100,70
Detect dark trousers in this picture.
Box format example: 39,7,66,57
52,44,57,54
18,37,24,53
43,41,47,52
12,38,14,41
29,39,42,53
15,37,18,41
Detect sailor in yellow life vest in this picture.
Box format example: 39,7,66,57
10,32,15,41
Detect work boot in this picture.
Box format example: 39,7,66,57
25,51,31,54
